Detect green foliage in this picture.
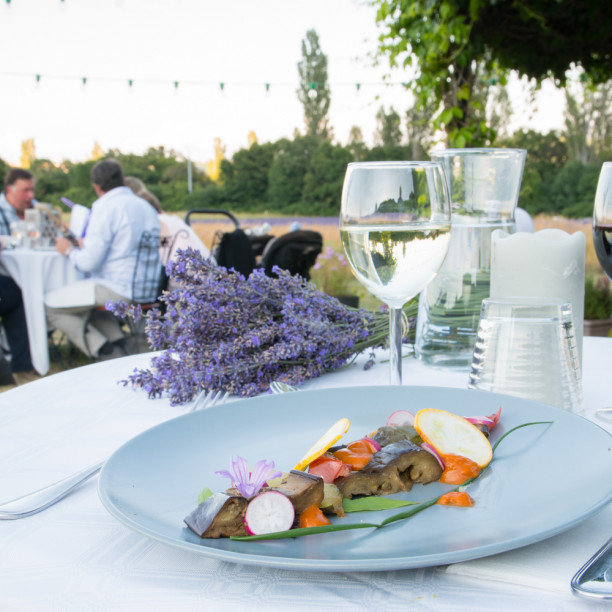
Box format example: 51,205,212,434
549,161,600,218
0,157,9,182
2,128,602,220
374,106,403,148
584,274,612,321
373,0,612,147
302,142,353,214
220,142,277,210
267,136,319,211
30,159,70,204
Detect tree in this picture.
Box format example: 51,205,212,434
347,126,367,161
563,74,612,164
267,136,319,210
220,142,277,210
374,106,403,148
297,29,331,139
373,0,612,147
302,142,353,214
404,94,436,159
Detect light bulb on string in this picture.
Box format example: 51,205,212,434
308,82,317,100
355,83,361,94
219,82,224,92
35,74,41,89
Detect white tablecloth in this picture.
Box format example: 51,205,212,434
0,248,81,375
0,338,610,611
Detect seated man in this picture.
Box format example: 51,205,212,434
0,168,36,382
45,159,160,360
0,168,35,234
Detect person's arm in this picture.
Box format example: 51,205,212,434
68,203,112,272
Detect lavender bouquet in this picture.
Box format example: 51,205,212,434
109,248,391,405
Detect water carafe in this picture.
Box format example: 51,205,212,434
415,148,526,368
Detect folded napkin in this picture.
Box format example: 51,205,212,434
446,476,612,595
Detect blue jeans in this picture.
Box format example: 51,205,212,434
0,275,33,372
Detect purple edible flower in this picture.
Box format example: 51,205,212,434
216,456,282,499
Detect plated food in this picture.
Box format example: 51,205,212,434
184,407,501,540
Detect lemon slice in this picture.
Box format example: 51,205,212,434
294,418,351,471
414,409,493,468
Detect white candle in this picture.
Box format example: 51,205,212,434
490,229,586,365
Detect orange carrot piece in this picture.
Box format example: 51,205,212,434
299,504,331,528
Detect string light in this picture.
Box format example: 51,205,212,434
0,70,410,95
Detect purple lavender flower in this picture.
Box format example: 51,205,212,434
216,456,281,499
110,248,395,405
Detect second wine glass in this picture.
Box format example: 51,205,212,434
593,161,612,280
340,161,451,384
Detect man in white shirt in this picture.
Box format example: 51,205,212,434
46,159,161,359
0,168,35,234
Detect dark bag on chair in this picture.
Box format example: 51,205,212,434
213,228,256,277
259,230,323,280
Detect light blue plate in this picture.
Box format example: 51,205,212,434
98,386,612,572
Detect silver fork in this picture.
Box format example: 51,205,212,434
269,381,299,394
189,389,229,412
0,390,229,520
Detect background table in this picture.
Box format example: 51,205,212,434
0,247,82,374
0,338,610,611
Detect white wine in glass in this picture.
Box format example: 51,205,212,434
593,162,612,280
340,161,451,384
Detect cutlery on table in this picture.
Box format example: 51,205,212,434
0,389,229,519
571,536,612,600
269,381,298,394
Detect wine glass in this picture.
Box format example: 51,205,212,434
340,161,451,384
593,162,612,280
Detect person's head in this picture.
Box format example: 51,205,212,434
4,168,35,217
91,159,124,194
124,175,163,213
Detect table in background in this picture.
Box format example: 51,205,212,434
0,247,81,375
0,338,610,611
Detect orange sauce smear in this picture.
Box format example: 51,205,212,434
437,491,475,507
439,454,480,485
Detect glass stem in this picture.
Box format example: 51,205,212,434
389,307,403,385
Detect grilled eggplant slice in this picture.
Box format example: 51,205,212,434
184,492,248,538
336,439,443,499
269,470,324,515
185,470,324,538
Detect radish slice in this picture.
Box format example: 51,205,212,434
244,491,295,535
361,437,381,452
386,410,415,427
464,416,495,428
420,442,445,469
488,406,502,428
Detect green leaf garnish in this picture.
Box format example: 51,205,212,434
197,486,213,504
342,497,419,513
230,521,380,541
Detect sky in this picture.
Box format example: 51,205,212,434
0,0,567,167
